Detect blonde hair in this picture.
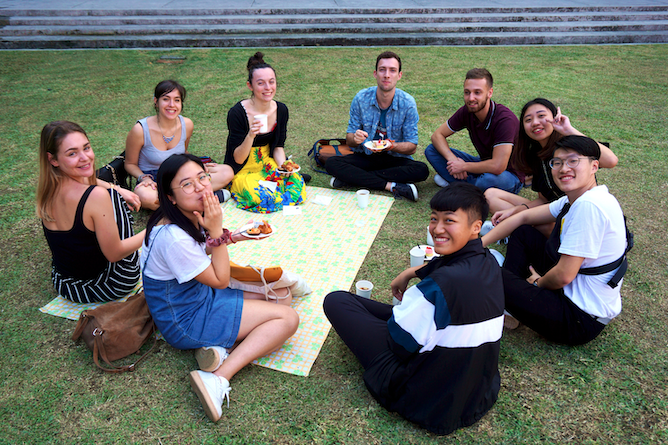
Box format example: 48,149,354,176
36,121,97,221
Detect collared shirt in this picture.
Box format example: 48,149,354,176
447,101,519,175
347,86,419,158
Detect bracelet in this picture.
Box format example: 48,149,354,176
521,203,530,210
206,228,233,247
138,173,154,183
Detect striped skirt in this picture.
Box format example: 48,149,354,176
52,189,141,303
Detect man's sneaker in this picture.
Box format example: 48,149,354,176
434,174,449,188
392,183,418,202
195,346,229,372
330,177,346,189
189,370,231,422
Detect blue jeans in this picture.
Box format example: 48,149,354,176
425,144,522,193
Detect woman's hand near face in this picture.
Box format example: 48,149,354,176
194,190,223,238
548,107,576,135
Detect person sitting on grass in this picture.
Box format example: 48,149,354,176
141,153,299,422
37,121,144,304
125,79,234,211
323,182,504,435
326,50,429,202
482,135,629,345
224,52,307,213
484,98,618,237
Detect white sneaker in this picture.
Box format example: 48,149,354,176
222,189,231,202
434,174,449,187
488,248,505,266
480,220,494,236
195,346,229,372
189,370,231,422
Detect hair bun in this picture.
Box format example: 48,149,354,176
247,52,266,71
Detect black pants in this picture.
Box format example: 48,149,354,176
323,291,394,369
325,152,429,190
503,225,605,345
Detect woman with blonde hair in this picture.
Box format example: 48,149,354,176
37,121,144,303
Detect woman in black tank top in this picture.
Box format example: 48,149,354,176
37,121,145,303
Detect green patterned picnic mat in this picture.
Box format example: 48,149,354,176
40,186,394,376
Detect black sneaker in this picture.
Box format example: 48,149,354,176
330,177,346,189
392,183,418,201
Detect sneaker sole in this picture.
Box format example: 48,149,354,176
408,183,418,201
195,347,221,372
189,371,221,422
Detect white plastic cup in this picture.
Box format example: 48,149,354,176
356,189,370,209
426,227,434,246
355,280,374,299
254,114,268,133
409,246,426,267
392,296,402,306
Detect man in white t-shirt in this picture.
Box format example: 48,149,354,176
481,135,628,345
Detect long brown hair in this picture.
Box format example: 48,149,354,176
512,98,563,174
36,121,96,221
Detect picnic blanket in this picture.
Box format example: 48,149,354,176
40,186,394,376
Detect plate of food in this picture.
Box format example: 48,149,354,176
364,139,391,152
419,244,440,261
239,220,275,239
276,159,301,175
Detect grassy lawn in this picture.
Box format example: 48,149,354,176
0,45,667,444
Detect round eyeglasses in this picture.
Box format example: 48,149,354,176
173,172,211,194
548,156,593,170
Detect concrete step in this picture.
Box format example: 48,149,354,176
3,30,668,50
5,11,668,26
2,6,667,48
3,21,668,37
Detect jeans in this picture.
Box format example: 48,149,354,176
424,144,522,193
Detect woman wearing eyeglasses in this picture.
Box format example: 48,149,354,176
141,153,298,422
481,135,628,345
484,98,618,235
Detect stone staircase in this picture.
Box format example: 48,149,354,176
1,6,668,49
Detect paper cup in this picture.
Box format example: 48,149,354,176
355,280,374,299
254,114,268,133
426,227,434,246
356,189,370,209
409,246,426,268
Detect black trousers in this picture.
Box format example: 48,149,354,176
325,152,429,190
323,291,395,369
503,225,605,345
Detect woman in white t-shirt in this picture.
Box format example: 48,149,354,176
141,153,298,422
481,135,628,345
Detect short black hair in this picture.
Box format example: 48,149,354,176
430,182,489,224
555,135,600,159
145,153,207,246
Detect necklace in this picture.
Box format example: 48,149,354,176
157,116,176,144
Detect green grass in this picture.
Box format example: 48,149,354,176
1,45,667,444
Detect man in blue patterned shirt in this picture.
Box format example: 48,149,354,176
326,51,429,201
